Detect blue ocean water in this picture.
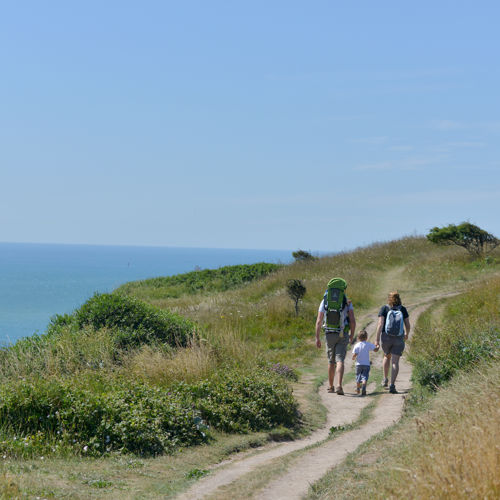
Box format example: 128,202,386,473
0,242,291,345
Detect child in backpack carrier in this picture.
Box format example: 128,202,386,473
352,330,379,396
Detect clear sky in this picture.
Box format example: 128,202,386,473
1,1,499,252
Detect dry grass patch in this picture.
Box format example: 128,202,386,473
307,361,500,499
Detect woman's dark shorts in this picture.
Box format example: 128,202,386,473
381,333,405,356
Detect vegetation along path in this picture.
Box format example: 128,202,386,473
177,279,457,500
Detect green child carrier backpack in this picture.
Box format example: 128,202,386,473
323,278,348,334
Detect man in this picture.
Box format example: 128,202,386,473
315,282,356,395
375,291,411,394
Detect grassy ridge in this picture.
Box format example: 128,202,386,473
116,262,282,300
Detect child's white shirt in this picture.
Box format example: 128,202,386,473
352,341,376,366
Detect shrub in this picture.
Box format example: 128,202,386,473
292,250,316,262
49,293,195,349
286,279,306,316
180,369,298,433
0,377,208,457
0,369,299,457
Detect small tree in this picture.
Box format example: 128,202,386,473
287,279,306,316
427,222,499,258
292,249,316,262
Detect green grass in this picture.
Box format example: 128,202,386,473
116,262,282,300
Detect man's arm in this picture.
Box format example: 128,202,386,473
348,307,356,344
315,311,323,348
404,317,411,341
375,316,384,347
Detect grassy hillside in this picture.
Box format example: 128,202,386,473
0,237,499,498
116,262,282,300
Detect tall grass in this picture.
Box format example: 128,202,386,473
308,361,500,500
410,275,500,389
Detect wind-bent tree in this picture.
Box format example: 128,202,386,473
287,279,306,316
292,249,316,262
427,222,499,258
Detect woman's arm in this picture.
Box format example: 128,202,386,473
404,317,411,341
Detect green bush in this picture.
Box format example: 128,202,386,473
180,369,298,433
0,377,207,457
48,293,195,349
0,369,298,457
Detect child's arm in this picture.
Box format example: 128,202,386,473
352,352,357,361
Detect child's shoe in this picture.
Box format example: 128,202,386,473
389,384,397,394
355,385,360,394
361,384,367,396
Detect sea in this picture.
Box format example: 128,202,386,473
0,242,292,346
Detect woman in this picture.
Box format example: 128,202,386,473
375,291,410,394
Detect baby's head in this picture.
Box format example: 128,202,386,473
358,329,368,341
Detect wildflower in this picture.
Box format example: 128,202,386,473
83,445,88,452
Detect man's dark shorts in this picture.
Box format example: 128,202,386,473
325,333,349,363
381,333,405,356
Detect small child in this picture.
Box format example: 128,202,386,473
352,329,379,396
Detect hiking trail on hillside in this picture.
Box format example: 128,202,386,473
176,270,458,500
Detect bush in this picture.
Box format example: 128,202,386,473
0,377,207,457
0,369,299,457
49,293,195,349
180,369,298,433
292,250,316,262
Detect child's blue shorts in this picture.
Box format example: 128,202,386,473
355,365,370,384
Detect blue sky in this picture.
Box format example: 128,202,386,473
1,1,499,252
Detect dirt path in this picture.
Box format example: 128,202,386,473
176,273,456,500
